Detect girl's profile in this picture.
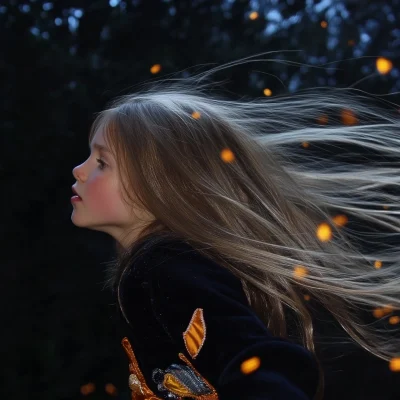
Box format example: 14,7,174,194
72,128,157,248
71,52,400,400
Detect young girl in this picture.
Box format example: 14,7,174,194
71,53,400,400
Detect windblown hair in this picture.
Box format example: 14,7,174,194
90,53,400,399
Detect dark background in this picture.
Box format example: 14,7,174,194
1,0,400,399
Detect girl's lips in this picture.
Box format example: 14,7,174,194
71,185,82,197
71,195,82,202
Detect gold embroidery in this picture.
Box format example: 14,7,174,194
183,308,206,359
163,373,193,397
121,337,162,400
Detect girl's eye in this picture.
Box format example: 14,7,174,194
96,158,106,170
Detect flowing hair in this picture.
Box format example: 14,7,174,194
90,52,400,399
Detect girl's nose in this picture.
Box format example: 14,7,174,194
72,164,86,181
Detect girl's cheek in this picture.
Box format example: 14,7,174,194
85,177,102,199
87,179,121,214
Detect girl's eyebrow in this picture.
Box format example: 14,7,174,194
90,142,111,153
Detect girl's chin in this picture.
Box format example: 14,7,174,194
70,213,86,227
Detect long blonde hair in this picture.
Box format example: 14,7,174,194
91,53,400,399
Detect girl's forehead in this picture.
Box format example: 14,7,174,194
93,128,106,142
91,128,111,148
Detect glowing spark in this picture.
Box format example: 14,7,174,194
294,265,308,279
373,308,384,318
373,305,394,318
332,214,348,227
389,357,400,372
341,109,358,125
249,11,259,20
105,383,118,396
80,383,96,395
317,223,332,242
376,57,393,75
192,111,201,119
150,64,162,74
221,148,235,163
241,356,261,374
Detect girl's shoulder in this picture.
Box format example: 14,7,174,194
118,232,251,321
117,233,320,400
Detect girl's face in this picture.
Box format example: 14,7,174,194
71,129,155,248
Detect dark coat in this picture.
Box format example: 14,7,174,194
116,234,320,400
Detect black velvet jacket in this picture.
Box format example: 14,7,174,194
116,235,320,400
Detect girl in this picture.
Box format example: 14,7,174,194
71,53,400,400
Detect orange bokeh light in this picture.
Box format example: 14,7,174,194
332,214,348,227
80,383,95,395
294,265,308,279
105,383,118,396
263,88,272,96
376,57,393,75
221,148,235,163
150,64,162,74
192,111,201,119
341,109,358,125
389,357,400,372
241,356,261,374
317,223,332,242
249,11,259,20
373,305,394,318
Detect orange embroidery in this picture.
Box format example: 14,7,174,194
183,308,206,360
121,308,218,399
121,337,162,400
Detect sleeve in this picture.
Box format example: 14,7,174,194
141,252,320,400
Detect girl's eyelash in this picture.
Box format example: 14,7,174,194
96,158,106,170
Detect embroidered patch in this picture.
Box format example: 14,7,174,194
183,308,206,360
151,308,218,399
122,308,218,399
